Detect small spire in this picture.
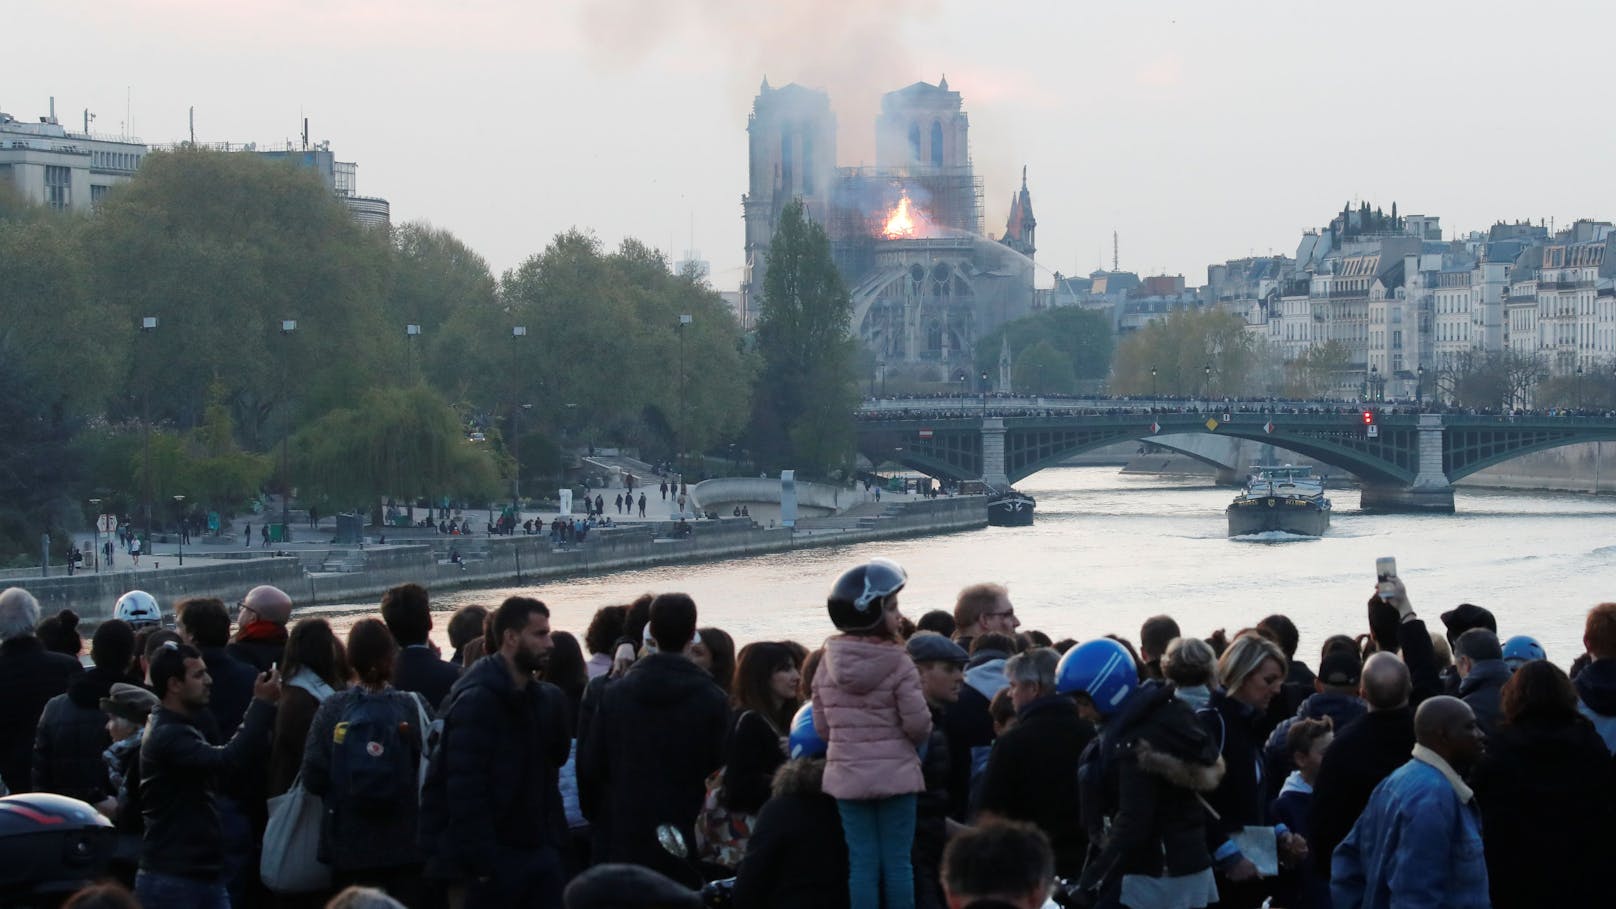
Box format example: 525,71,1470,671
939,74,949,91
760,75,770,93
1021,165,1027,190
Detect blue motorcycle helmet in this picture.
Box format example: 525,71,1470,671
1501,634,1545,670
788,703,827,760
1055,638,1138,717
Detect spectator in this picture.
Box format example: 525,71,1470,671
135,627,181,688
177,597,260,738
100,682,160,883
940,820,1055,909
1162,636,1216,710
229,585,296,672
1575,601,1616,751
561,864,700,909
1138,614,1181,681
540,631,590,727
1268,717,1333,909
692,626,736,696
420,597,571,908
1307,652,1416,883
1063,638,1221,909
1261,646,1365,799
0,587,83,793
976,647,1093,877
1454,628,1509,734
1331,696,1489,909
964,633,1016,702
33,619,138,802
37,608,84,657
950,583,1019,651
1197,633,1299,908
302,619,425,904
906,632,968,909
268,617,350,798
916,610,956,638
136,642,280,908
447,604,490,666
721,642,802,817
1258,613,1315,728
579,593,729,881
1470,660,1616,908
731,704,850,909
582,606,627,679
381,583,459,711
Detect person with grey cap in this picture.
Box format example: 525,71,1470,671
907,631,968,909
101,681,161,883
228,584,294,672
976,647,1093,878
0,587,83,795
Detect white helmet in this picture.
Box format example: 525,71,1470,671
114,590,161,627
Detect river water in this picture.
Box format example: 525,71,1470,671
328,468,1615,668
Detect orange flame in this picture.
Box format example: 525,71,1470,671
882,192,928,239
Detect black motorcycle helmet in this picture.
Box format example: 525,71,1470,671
0,793,116,901
827,558,907,632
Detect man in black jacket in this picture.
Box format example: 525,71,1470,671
382,582,460,710
0,587,83,794
908,631,968,909
420,596,571,909
1453,628,1510,734
977,647,1094,878
177,598,260,738
226,584,293,672
33,619,139,803
136,642,279,909
578,593,728,882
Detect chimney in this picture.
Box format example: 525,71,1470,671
48,96,56,125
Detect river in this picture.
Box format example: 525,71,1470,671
326,467,1615,667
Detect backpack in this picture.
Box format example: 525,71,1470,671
331,691,419,815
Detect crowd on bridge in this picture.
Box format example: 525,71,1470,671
858,392,1616,423
0,561,1612,909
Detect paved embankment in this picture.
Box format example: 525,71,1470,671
21,495,988,621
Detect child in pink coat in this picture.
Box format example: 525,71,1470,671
811,559,932,909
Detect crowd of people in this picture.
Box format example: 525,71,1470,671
857,392,1616,422
0,564,1612,909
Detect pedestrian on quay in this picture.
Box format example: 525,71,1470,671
660,480,668,501
614,494,623,515
0,587,84,795
1470,659,1616,909
638,493,647,518
229,584,296,672
136,641,281,909
419,596,571,908
1063,638,1222,909
578,593,729,881
1330,696,1489,909
301,619,426,903
811,559,932,909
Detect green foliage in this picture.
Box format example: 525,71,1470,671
1282,341,1352,398
0,358,83,559
749,199,859,476
974,307,1114,386
1112,308,1261,396
88,148,391,443
1011,340,1077,394
291,385,502,508
384,222,501,399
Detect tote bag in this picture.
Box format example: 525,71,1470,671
261,772,331,893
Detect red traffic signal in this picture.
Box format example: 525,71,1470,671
1361,410,1375,425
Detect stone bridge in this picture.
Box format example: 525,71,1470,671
854,398,1616,511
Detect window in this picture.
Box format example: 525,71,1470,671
930,120,943,166
908,123,922,162
45,165,71,210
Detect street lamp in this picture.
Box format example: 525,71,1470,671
405,323,422,382
1203,363,1212,400
88,498,102,572
1151,366,1158,399
1417,365,1425,407
280,320,297,545
677,314,692,477
173,495,186,566
1370,365,1380,402
139,316,157,547
1577,364,1585,410
511,326,528,504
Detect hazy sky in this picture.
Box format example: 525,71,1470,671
12,1,1616,290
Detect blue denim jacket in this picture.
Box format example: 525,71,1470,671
1330,754,1488,909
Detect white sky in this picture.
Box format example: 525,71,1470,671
11,1,1615,290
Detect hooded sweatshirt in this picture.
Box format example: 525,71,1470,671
1574,657,1616,753
811,634,932,800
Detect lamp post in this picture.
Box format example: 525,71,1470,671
980,370,989,411
1416,365,1425,408
140,316,157,547
1203,363,1211,402
1370,365,1380,401
677,314,692,477
173,495,186,566
1151,366,1158,399
511,326,527,504
1577,364,1585,410
88,498,102,572
280,320,297,544
405,323,422,382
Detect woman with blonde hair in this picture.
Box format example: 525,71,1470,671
1197,631,1303,908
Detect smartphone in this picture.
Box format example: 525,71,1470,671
1375,557,1397,601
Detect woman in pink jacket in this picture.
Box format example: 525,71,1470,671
811,558,933,909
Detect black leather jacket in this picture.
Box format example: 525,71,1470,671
139,700,275,879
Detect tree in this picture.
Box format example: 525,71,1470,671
975,306,1114,387
1011,340,1077,394
1111,309,1262,396
748,200,859,476
1284,341,1352,398
383,222,500,398
0,357,84,563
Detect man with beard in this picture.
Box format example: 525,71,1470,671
1330,696,1489,909
420,596,572,908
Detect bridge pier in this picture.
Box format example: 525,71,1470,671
981,418,1008,487
1360,414,1455,513
1214,467,1242,487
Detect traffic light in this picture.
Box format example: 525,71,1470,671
1361,410,1375,426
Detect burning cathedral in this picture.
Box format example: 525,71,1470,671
741,77,1037,384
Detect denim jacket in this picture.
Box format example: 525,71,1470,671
1330,747,1488,909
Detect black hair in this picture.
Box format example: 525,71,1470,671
1455,628,1503,662
447,605,488,654
584,605,628,656
916,609,957,638
1258,614,1301,660
37,609,83,656
941,820,1054,904
90,619,136,673
648,593,698,653
492,596,550,649
282,618,349,689
177,598,231,648
379,583,432,646
1139,615,1182,660
346,618,397,688
150,642,203,699
970,632,1017,656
